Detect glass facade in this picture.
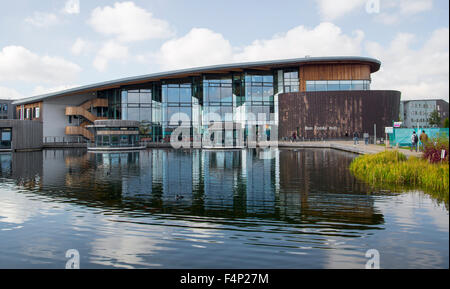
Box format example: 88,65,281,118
113,71,280,142
103,69,371,141
306,80,370,91
94,132,140,148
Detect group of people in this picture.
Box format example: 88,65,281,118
352,131,370,145
410,130,429,152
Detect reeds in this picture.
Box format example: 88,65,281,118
350,151,449,203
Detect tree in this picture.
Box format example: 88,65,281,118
428,110,441,127
444,117,449,128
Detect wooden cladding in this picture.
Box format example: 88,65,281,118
65,98,109,123
278,90,401,140
65,126,94,141
299,64,371,91
79,98,108,110
16,102,43,120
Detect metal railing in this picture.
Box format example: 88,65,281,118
43,136,90,144
279,136,384,144
87,142,145,148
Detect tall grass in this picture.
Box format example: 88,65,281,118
350,151,449,204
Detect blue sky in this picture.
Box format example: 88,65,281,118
0,0,448,101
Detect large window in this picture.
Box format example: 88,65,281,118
245,74,274,106
203,76,234,122
162,82,192,130
306,80,370,91
283,70,299,93
121,89,152,122
204,76,233,105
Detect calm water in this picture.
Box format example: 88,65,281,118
0,149,448,269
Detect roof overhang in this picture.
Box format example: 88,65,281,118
13,56,381,105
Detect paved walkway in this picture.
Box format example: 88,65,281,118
278,140,423,158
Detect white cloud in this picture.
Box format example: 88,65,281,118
156,28,233,70
93,41,129,71
367,27,449,101
25,1,80,28
234,22,364,62
25,12,59,27
155,23,364,71
397,0,433,15
154,22,448,102
316,0,366,20
88,2,174,42
71,38,89,55
32,85,80,96
0,46,81,84
0,86,23,100
63,0,80,15
376,0,433,24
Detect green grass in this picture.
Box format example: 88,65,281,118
350,151,449,204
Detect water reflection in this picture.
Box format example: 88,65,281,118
0,149,447,269
2,149,382,228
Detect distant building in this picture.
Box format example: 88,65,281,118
0,99,15,120
400,99,449,128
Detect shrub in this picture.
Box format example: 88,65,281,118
423,133,449,163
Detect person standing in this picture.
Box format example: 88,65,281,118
363,132,369,145
353,131,359,145
411,131,418,152
419,130,429,151
291,132,297,142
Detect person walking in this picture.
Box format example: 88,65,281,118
419,130,429,151
411,131,418,152
353,131,359,145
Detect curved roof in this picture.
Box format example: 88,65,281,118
13,56,380,105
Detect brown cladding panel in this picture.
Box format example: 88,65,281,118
299,64,371,92
278,90,401,140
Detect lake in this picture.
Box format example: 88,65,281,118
0,148,448,269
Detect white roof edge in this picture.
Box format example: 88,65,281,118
13,56,381,105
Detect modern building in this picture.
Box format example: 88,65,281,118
12,56,401,146
400,99,449,128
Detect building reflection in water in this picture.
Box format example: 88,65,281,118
2,148,383,228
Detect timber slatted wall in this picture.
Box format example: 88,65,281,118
299,64,372,91
0,120,43,151
278,90,400,140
